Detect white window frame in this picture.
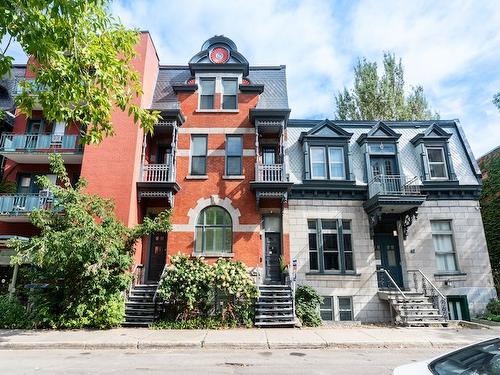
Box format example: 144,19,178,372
310,146,327,180
431,220,459,273
426,146,448,180
328,147,345,180
198,78,216,110
221,78,238,110
320,296,334,321
337,296,354,321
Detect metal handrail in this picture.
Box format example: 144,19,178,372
153,263,168,304
125,264,143,300
407,269,449,320
368,174,422,197
376,268,407,299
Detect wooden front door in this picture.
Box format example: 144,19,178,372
265,233,281,284
147,232,167,282
375,234,403,288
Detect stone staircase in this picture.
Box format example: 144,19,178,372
122,284,158,327
255,285,296,327
379,291,448,327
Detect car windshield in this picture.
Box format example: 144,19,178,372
430,339,500,375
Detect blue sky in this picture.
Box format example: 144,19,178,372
6,0,500,157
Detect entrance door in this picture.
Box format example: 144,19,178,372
375,234,403,288
265,233,281,284
147,232,167,282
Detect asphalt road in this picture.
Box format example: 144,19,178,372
0,347,457,374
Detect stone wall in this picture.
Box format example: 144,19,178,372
287,199,496,322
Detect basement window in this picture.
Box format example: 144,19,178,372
320,296,334,321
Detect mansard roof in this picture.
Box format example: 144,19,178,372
410,123,452,144
356,121,401,144
151,65,289,111
299,119,353,142
188,35,249,76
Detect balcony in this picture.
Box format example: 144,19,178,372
0,193,55,222
250,163,293,208
255,163,285,182
364,175,427,238
368,175,422,198
136,163,180,204
0,133,83,164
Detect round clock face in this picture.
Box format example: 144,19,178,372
209,47,230,64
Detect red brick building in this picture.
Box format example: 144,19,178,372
0,33,292,292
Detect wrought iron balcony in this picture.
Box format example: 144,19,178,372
0,193,55,221
368,175,421,198
255,163,285,182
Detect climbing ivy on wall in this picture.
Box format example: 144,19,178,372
479,151,500,292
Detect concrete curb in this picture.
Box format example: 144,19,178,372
0,340,466,350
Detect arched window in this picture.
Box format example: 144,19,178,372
195,206,232,254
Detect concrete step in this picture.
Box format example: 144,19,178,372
256,301,293,306
258,295,292,300
255,314,295,320
125,308,156,314
256,307,293,313
125,301,155,307
255,321,295,327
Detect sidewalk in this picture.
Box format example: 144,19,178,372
1,326,499,350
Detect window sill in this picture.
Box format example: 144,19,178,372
192,252,234,258
222,175,245,180
305,272,361,281
195,109,239,113
434,272,467,278
185,175,208,180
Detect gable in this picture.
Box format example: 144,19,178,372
300,119,353,142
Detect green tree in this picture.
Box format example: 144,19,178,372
8,154,171,328
479,151,500,292
0,0,159,144
494,93,500,111
335,53,438,121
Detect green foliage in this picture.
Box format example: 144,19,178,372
0,1,160,144
0,295,33,329
153,317,237,330
335,53,438,121
0,181,16,193
157,255,258,326
482,299,500,322
295,285,323,327
494,93,500,111
479,152,500,292
8,154,171,329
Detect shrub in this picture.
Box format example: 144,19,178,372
295,285,323,327
0,295,33,329
482,299,500,322
157,255,258,326
157,255,212,319
8,154,171,329
152,317,237,330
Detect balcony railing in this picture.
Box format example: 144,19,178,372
255,163,285,182
141,163,172,182
0,193,54,216
368,175,421,198
0,133,80,152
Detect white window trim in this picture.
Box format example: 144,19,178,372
328,146,346,180
310,146,327,180
426,146,448,180
198,77,216,111
431,220,459,273
221,78,238,110
195,73,242,112
337,296,354,321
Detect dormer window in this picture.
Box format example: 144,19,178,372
299,120,354,182
310,146,346,180
222,78,238,109
427,147,448,179
199,78,215,109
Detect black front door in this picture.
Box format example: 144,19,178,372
375,234,403,288
147,232,167,282
265,233,281,284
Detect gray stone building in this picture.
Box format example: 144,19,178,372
283,119,495,324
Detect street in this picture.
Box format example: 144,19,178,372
0,347,455,374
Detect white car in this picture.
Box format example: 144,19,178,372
394,338,500,375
